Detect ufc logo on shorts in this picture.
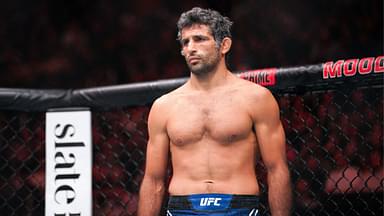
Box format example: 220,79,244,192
200,197,222,206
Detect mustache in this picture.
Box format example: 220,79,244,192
180,50,199,58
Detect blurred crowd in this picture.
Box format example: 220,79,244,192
0,0,382,215
0,0,381,88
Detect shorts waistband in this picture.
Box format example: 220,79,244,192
168,193,259,210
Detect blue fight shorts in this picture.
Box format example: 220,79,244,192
166,193,259,216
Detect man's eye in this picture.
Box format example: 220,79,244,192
195,37,203,41
181,40,188,46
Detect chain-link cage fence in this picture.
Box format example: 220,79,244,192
0,112,45,215
0,85,382,215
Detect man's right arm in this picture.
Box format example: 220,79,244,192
138,98,170,216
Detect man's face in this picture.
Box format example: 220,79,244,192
180,24,221,75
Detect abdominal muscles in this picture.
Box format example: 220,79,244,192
168,136,260,195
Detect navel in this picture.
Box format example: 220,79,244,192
203,180,215,192
204,180,214,184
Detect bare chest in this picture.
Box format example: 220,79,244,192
167,94,253,145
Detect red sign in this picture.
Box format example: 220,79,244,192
323,56,384,79
238,68,277,86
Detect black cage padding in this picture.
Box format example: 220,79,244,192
0,56,382,111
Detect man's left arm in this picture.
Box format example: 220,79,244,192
252,87,292,216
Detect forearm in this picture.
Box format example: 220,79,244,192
267,165,292,216
138,177,166,216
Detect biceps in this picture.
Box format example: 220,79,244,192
144,134,170,179
256,122,287,170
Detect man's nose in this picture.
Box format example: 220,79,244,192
184,41,197,56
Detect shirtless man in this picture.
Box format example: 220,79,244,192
138,7,291,216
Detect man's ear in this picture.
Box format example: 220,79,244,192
220,37,232,55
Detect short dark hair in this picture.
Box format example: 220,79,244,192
177,7,233,47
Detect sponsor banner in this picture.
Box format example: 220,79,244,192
238,68,277,86
323,56,384,79
45,109,92,216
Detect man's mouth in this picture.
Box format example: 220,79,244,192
188,57,201,64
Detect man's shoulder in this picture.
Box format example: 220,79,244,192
152,84,187,107
234,76,272,98
233,76,280,120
